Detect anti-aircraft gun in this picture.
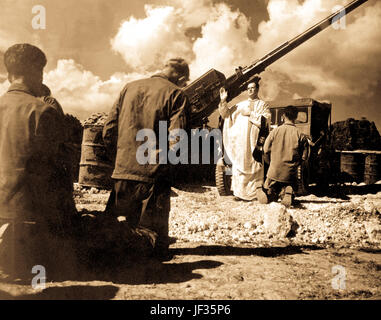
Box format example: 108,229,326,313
180,0,368,195
184,0,368,128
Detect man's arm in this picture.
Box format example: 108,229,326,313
299,134,310,162
103,91,123,162
33,105,64,160
263,129,274,164
218,87,237,119
249,101,271,128
168,89,189,149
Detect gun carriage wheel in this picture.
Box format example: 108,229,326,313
215,158,232,196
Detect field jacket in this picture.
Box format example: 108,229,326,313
263,123,304,183
0,83,65,223
103,74,189,183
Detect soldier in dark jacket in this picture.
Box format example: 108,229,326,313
263,106,306,207
103,58,190,260
0,44,76,277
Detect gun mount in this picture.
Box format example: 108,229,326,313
184,0,368,128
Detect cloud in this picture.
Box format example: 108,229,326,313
0,31,12,52
189,3,256,79
1,0,379,128
0,78,9,95
0,59,149,120
253,0,381,100
111,4,194,72
43,59,148,118
110,0,380,101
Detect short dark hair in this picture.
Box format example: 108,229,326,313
4,43,47,76
248,75,261,90
247,82,259,90
40,84,51,97
284,105,298,121
165,58,189,81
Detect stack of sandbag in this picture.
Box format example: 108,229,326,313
330,118,381,151
83,112,109,126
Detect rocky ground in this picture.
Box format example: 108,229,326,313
74,181,381,248
1,181,380,300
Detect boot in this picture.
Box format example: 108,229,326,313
281,186,294,207
256,187,268,204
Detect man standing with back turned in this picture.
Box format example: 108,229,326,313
0,44,76,277
103,58,190,260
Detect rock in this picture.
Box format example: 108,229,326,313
89,187,99,194
343,220,351,229
364,220,381,242
263,203,297,238
211,224,218,231
204,230,211,237
363,201,377,215
198,221,209,231
244,222,254,229
186,224,197,233
253,226,265,234
351,198,363,207
232,274,244,282
371,199,381,213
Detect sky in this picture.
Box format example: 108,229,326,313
0,0,380,130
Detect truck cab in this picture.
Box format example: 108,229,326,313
268,98,331,143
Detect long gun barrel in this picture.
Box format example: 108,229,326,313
185,0,368,127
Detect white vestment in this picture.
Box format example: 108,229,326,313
221,99,270,200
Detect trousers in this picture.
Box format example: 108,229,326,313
105,179,171,249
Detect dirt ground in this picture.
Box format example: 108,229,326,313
1,182,380,300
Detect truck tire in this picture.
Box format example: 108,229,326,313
215,160,232,196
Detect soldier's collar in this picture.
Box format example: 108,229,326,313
7,83,36,96
151,73,170,81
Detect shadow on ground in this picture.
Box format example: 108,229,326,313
309,184,381,199
173,184,214,193
0,285,119,300
171,245,323,257
69,259,223,285
359,248,381,254
1,258,223,287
